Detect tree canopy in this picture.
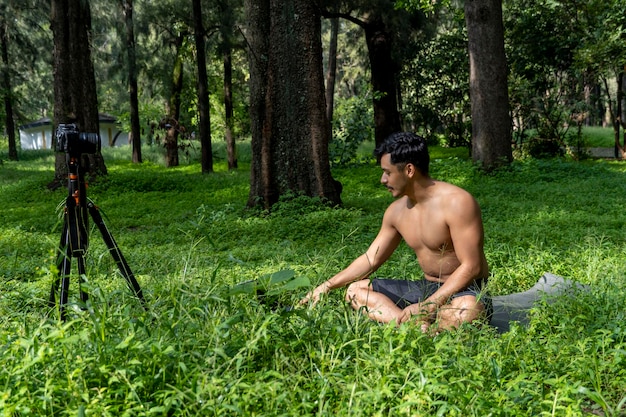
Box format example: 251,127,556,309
1,0,625,187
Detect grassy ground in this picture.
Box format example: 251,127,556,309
582,126,618,148
1,140,625,416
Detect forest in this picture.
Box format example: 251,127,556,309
1,0,626,415
1,0,625,177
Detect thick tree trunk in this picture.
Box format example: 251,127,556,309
465,0,512,171
245,0,271,204
363,18,402,147
123,0,142,164
51,0,107,184
192,0,213,174
0,16,17,161
245,0,341,209
163,34,184,168
325,17,339,124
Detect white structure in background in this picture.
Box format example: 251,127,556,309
18,114,129,150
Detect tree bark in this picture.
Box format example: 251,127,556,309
613,70,624,158
465,0,512,170
219,0,237,170
192,0,213,173
123,0,142,163
245,0,341,209
325,17,339,125
363,17,402,147
223,43,237,169
51,0,107,185
599,74,625,159
163,34,184,168
0,14,18,161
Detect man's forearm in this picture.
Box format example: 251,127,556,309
323,253,375,290
424,263,480,306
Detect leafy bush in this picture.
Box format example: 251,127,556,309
329,93,374,166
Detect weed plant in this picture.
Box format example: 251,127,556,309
0,141,625,415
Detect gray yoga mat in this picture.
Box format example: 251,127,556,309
489,272,586,333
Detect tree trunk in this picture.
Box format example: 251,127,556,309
192,0,213,173
618,68,625,158
465,0,512,171
363,17,402,147
613,70,625,158
601,73,625,159
163,34,184,168
325,17,339,124
123,0,142,164
51,0,107,185
621,67,626,131
0,15,18,161
223,43,237,169
245,0,342,209
219,0,237,170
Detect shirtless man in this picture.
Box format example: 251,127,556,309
301,132,491,331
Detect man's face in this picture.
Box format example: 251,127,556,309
379,153,408,198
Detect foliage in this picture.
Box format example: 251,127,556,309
2,0,623,170
329,92,374,166
1,143,626,414
400,4,470,148
503,0,624,155
1,0,52,124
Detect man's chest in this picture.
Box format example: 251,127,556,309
395,207,452,253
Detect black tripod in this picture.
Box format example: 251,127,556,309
49,153,146,320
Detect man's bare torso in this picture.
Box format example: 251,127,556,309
387,181,488,283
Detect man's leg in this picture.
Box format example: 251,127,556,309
345,279,403,323
436,295,486,330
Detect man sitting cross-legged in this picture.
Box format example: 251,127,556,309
300,132,491,332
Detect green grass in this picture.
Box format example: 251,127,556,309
582,126,617,148
1,141,625,416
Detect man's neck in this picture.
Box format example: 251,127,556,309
405,176,435,205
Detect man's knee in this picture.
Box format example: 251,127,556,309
345,279,371,304
438,296,485,327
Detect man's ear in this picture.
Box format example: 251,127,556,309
405,163,416,178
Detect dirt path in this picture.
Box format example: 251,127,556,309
587,147,618,159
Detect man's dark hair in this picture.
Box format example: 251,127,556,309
374,132,430,176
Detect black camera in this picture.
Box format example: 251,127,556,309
55,123,101,155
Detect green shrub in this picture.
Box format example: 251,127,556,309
329,94,374,166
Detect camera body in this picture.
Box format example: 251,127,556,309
55,123,101,155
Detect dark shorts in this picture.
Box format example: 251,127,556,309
371,277,493,318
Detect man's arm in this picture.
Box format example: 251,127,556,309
300,204,403,306
401,192,487,321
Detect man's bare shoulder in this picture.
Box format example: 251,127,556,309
381,196,410,223
432,181,481,216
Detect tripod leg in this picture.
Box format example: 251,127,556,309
88,202,147,308
50,219,72,311
77,255,89,304
58,261,71,321
49,221,67,307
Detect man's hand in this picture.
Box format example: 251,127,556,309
399,301,438,331
299,282,331,307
